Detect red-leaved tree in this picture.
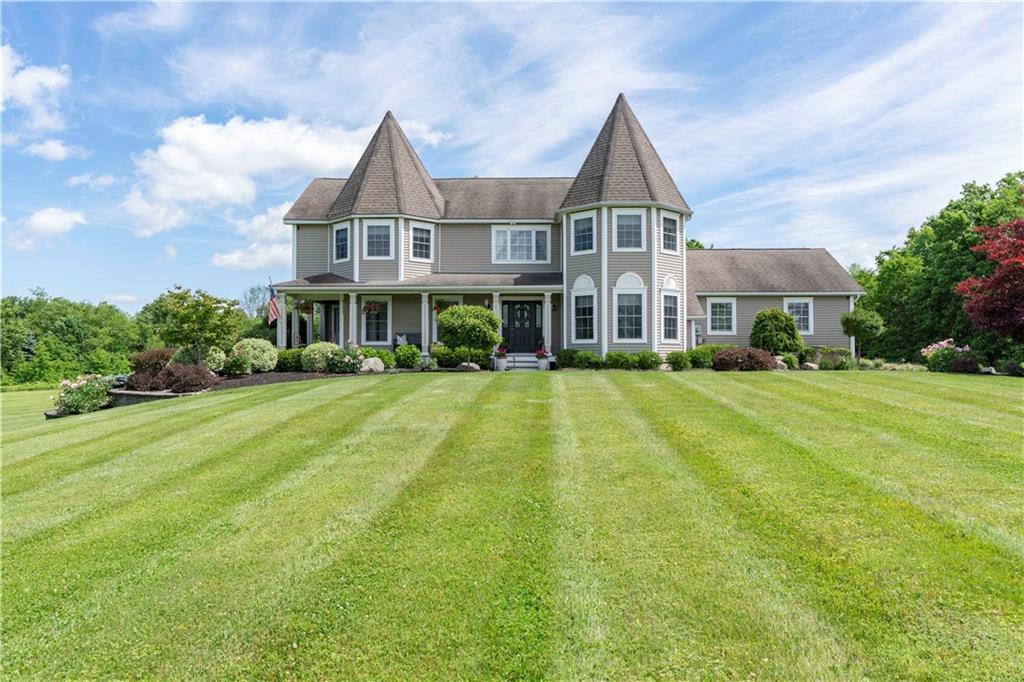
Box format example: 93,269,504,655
955,219,1024,341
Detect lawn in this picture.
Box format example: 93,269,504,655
2,371,1022,679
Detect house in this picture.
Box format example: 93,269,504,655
274,94,862,359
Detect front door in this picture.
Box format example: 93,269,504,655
502,301,542,353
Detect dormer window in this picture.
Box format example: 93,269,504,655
364,221,394,259
492,225,550,264
612,209,645,251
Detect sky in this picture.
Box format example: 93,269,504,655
2,1,1021,312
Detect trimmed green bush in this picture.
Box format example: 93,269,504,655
712,347,776,371
749,308,804,355
172,346,226,373
573,351,603,369
223,353,253,377
798,346,819,365
395,344,421,369
666,350,690,371
276,348,303,372
327,347,364,374
232,338,277,373
781,353,798,370
604,351,636,370
302,342,341,373
430,344,491,368
633,351,662,371
436,305,501,350
361,347,396,370
687,344,734,369
556,348,579,369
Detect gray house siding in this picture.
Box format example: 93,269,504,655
358,218,400,282
655,207,686,355
697,295,851,348
328,222,354,279
295,225,329,278
605,207,654,353
438,223,561,273
402,218,435,279
391,294,421,339
564,208,602,353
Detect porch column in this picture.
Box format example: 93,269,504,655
291,304,300,347
306,304,313,345
420,293,430,354
338,295,345,346
275,292,287,349
318,303,325,341
348,293,358,345
492,292,501,348
543,292,552,354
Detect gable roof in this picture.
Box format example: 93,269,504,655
434,178,573,220
560,93,689,213
327,111,444,220
284,178,347,222
687,248,863,293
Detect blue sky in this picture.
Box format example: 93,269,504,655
2,1,1021,311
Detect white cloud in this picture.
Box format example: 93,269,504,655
162,244,177,261
1,44,71,137
102,292,139,304
122,187,189,236
212,202,291,270
93,2,193,37
8,207,87,250
24,139,88,161
67,172,118,190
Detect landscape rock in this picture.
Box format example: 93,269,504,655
456,362,481,372
775,359,788,370
360,357,385,374
980,366,997,375
800,362,819,371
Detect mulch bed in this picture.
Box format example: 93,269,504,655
211,371,347,391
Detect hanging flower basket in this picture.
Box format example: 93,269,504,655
362,302,381,315
433,299,459,314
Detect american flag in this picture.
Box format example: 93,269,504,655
267,284,280,326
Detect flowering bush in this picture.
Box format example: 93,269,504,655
395,344,422,369
922,339,973,373
327,346,365,374
494,345,509,358
302,342,342,373
920,339,967,358
534,349,548,360
232,338,278,373
53,374,114,415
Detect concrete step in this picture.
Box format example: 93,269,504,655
506,354,541,371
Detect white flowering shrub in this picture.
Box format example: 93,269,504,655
53,375,114,415
232,338,278,373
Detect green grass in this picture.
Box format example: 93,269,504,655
2,371,1022,679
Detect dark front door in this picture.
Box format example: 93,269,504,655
503,301,542,353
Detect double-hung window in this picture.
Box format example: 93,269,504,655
613,273,646,342
613,209,645,251
571,212,595,255
662,293,679,341
410,223,433,262
661,215,678,253
364,222,393,259
784,297,814,335
492,226,550,264
574,295,595,342
333,222,350,262
708,297,736,335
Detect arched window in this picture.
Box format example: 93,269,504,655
613,272,646,342
571,275,597,343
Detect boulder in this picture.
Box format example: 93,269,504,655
775,359,789,370
980,366,997,375
800,362,819,371
456,362,481,372
360,357,386,374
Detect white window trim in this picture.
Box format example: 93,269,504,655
432,294,463,343
660,211,680,254
332,222,351,263
707,296,737,335
783,296,814,335
570,276,598,343
661,291,680,343
611,208,646,253
409,221,434,263
360,295,393,346
362,219,395,260
569,210,597,256
612,273,647,343
490,225,552,264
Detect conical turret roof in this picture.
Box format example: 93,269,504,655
328,111,444,220
560,93,689,213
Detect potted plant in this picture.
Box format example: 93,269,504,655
494,345,509,371
535,347,549,371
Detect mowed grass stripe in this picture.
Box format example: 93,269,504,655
549,373,861,679
849,370,1024,413
2,375,405,645
8,374,495,678
617,373,1024,678
0,390,54,433
220,372,558,680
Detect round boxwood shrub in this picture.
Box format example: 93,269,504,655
328,346,365,374
666,350,690,371
302,342,341,373
436,305,501,350
232,338,278,373
749,308,804,355
712,347,776,371
573,350,603,369
556,348,579,369
276,348,304,372
687,343,734,369
395,344,421,369
604,351,636,370
633,351,662,371
361,347,396,370
223,353,253,377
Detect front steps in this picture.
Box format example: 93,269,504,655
506,353,541,371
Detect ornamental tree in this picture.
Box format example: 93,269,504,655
841,307,885,361
749,308,804,355
436,305,501,350
955,219,1024,341
147,286,242,351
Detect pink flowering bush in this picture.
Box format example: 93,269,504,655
921,339,974,372
53,374,114,415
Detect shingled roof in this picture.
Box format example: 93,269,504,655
327,112,444,220
560,93,689,213
687,249,863,293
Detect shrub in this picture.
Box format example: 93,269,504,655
223,353,253,377
1002,360,1024,377
328,346,365,374
949,354,980,374
395,344,421,369
556,348,579,369
925,346,959,373
749,308,804,355
781,353,798,370
798,346,818,365
276,348,304,372
131,348,176,375
688,344,734,369
436,305,502,350
604,351,636,370
155,363,217,393
666,350,690,371
53,374,114,415
818,347,854,371
712,347,776,371
172,346,226,373
634,351,662,371
430,344,491,368
841,307,885,359
302,342,341,373
998,345,1024,377
573,351,603,369
125,371,163,391
232,338,278,372
361,347,396,370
